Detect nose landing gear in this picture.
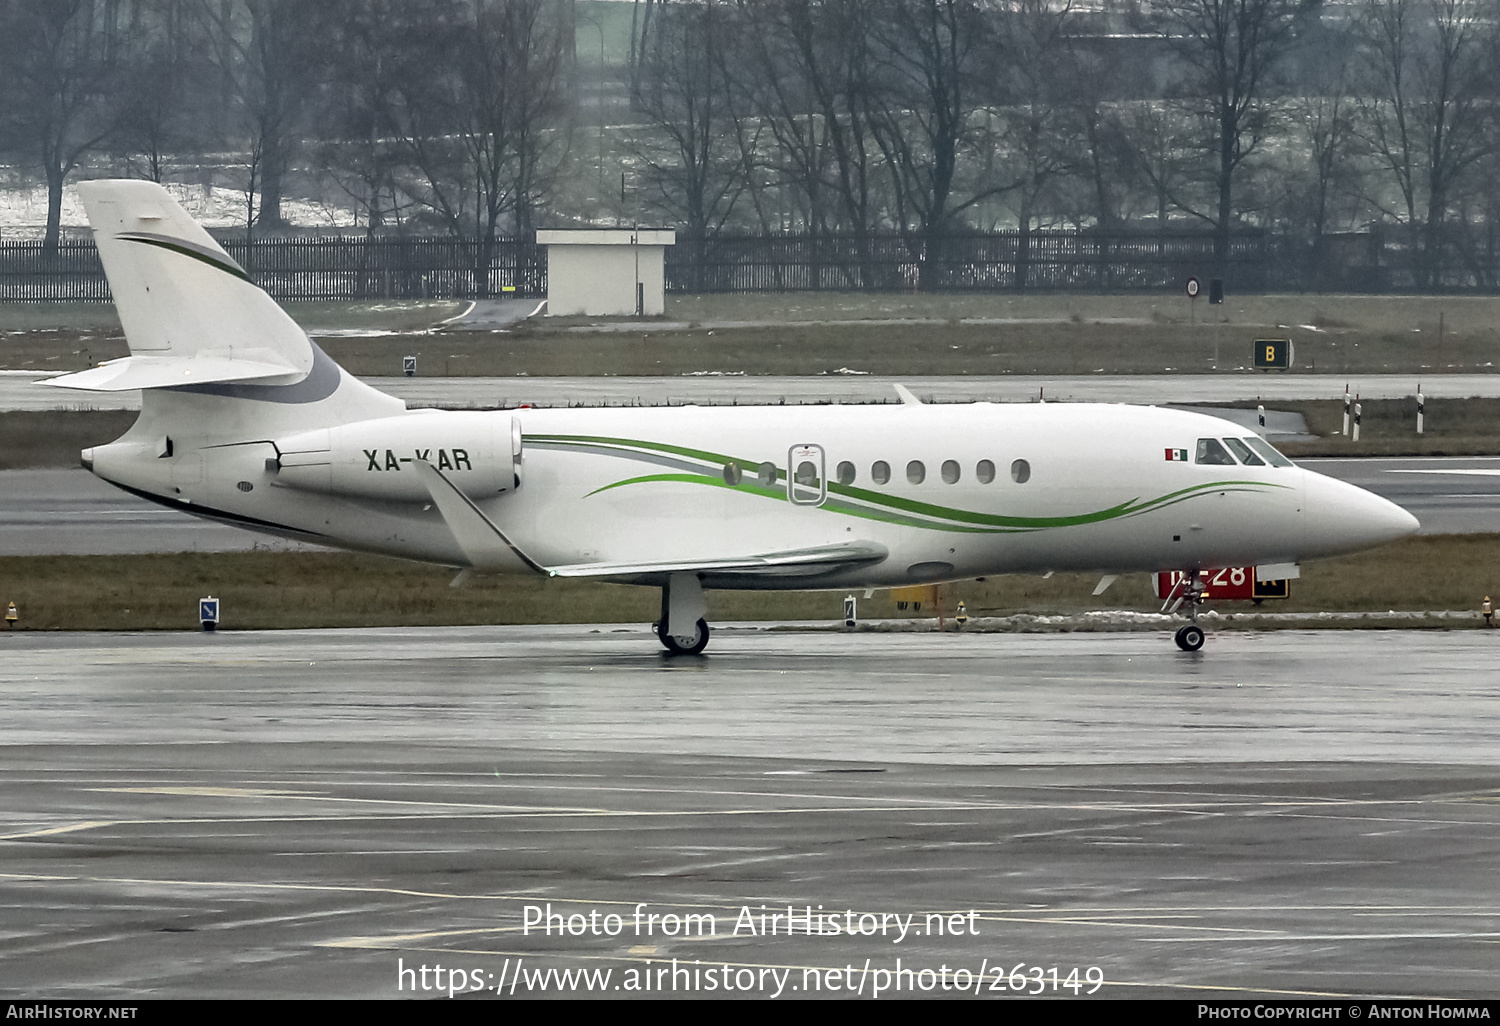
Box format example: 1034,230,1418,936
1164,571,1209,651
1174,623,1206,651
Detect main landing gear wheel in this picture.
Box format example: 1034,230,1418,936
1174,624,1205,652
658,618,710,656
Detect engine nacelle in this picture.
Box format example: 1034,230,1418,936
271,412,522,503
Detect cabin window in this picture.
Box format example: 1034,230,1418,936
1195,438,1236,465
976,459,995,484
1011,459,1031,483
871,460,890,485
757,461,778,487
723,462,743,485
941,459,961,484
795,460,819,486
1243,436,1294,467
836,461,856,485
906,460,926,484
1222,437,1264,466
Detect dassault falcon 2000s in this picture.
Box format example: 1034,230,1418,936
50,180,1418,653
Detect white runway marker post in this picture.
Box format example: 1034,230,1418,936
1343,384,1351,436
1353,397,1362,443
1417,385,1425,436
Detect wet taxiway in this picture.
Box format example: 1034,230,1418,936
0,468,325,555
2,626,1498,999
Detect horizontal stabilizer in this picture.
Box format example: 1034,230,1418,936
46,352,302,392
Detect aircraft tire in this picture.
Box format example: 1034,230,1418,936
1174,624,1206,652
658,618,710,656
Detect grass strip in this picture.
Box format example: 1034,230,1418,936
2,534,1497,632
7,291,1500,377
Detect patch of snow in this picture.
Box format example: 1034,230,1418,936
0,180,360,238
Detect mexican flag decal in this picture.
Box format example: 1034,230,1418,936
1165,448,1189,461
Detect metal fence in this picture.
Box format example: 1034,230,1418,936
664,229,1500,294
665,231,1277,293
3,227,1499,300
0,236,546,301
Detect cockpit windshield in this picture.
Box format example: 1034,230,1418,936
1222,437,1264,465
1194,435,1295,468
1241,435,1294,467
1195,438,1236,465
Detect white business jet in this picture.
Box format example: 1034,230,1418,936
50,181,1418,653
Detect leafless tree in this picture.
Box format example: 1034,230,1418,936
863,0,1005,287
115,0,195,184
194,0,333,242
317,0,411,234
1353,0,1497,289
1281,59,1364,287
1070,66,1135,236
1147,0,1309,276
988,0,1082,287
629,0,662,105
725,0,889,283
1114,101,1199,228
0,0,124,253
381,0,572,294
631,0,749,243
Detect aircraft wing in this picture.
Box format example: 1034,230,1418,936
411,459,547,574
413,459,887,579
544,541,889,579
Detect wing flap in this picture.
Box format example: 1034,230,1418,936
546,542,889,579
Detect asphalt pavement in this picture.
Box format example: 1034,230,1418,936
2,626,1498,999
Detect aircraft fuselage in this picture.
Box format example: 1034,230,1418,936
85,397,1415,591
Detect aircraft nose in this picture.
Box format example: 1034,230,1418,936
1301,469,1420,556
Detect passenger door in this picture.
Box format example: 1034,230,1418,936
787,444,826,506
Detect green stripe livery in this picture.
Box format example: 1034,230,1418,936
529,433,1290,536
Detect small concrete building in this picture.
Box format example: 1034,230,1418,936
536,228,676,317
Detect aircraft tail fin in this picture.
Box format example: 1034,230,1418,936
49,179,402,435
50,180,312,388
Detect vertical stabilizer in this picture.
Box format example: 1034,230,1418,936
52,179,402,442
72,180,314,377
